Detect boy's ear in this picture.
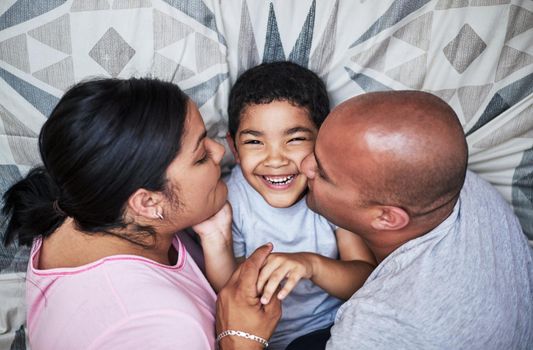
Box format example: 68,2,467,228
226,132,240,164
370,206,409,231
127,188,163,221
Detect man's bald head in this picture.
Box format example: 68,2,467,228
321,91,468,218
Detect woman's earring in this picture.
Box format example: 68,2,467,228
156,211,164,220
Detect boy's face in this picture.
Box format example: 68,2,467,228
230,100,318,208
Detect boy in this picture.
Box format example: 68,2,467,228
196,61,375,350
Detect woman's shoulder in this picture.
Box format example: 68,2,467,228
27,241,216,349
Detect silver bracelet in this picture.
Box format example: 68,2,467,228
216,330,269,348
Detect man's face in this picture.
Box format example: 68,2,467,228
302,118,373,233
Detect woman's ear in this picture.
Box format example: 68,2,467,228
226,132,240,164
127,188,163,221
370,206,409,231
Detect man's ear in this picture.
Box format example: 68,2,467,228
370,206,409,231
226,132,240,164
127,188,163,220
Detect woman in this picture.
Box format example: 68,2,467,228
2,78,229,349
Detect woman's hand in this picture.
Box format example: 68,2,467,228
256,252,316,304
216,244,282,350
192,202,232,243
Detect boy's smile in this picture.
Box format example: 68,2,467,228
230,100,318,208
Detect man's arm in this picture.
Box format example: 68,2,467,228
216,244,282,350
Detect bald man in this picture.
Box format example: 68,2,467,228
216,91,533,350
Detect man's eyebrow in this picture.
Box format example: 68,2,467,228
285,126,315,135
239,129,263,137
194,130,207,152
315,154,330,180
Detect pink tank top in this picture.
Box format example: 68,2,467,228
26,236,216,349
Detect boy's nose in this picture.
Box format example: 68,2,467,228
301,153,317,179
264,147,289,168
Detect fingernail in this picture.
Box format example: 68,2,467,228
261,297,269,304
277,292,286,300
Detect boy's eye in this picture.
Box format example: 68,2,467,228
243,140,262,145
289,137,306,143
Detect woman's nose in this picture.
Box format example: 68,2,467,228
207,138,225,164
301,153,317,179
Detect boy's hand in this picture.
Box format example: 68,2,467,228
256,252,316,304
192,202,232,243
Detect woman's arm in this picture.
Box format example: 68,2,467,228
193,202,237,292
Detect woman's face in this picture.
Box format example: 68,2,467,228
164,100,227,228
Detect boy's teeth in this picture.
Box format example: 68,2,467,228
264,175,295,185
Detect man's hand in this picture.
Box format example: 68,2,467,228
216,244,282,350
257,252,315,304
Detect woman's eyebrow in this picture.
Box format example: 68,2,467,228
285,126,314,135
194,130,207,152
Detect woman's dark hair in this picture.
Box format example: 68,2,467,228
228,61,330,138
2,78,189,246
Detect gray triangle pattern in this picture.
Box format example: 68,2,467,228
113,0,151,9
512,148,533,239
386,53,427,88
195,33,224,73
495,46,533,82
351,38,389,72
435,0,469,10
33,56,75,90
443,24,487,74
392,12,432,51
0,105,37,138
309,0,338,79
0,67,59,117
0,107,40,166
89,28,135,77
153,9,193,50
0,34,30,73
151,53,177,81
345,67,392,92
152,53,194,82
473,104,533,148
457,83,493,123
427,88,456,103
505,5,533,42
470,0,511,6
237,0,260,75
28,14,72,54
9,135,40,166
71,0,110,12
172,64,195,83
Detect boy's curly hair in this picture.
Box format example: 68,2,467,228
228,61,330,138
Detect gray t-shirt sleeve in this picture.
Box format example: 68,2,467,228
327,299,436,350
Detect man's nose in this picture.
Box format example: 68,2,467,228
301,153,317,179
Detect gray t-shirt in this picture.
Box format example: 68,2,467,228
327,171,533,349
226,165,343,350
